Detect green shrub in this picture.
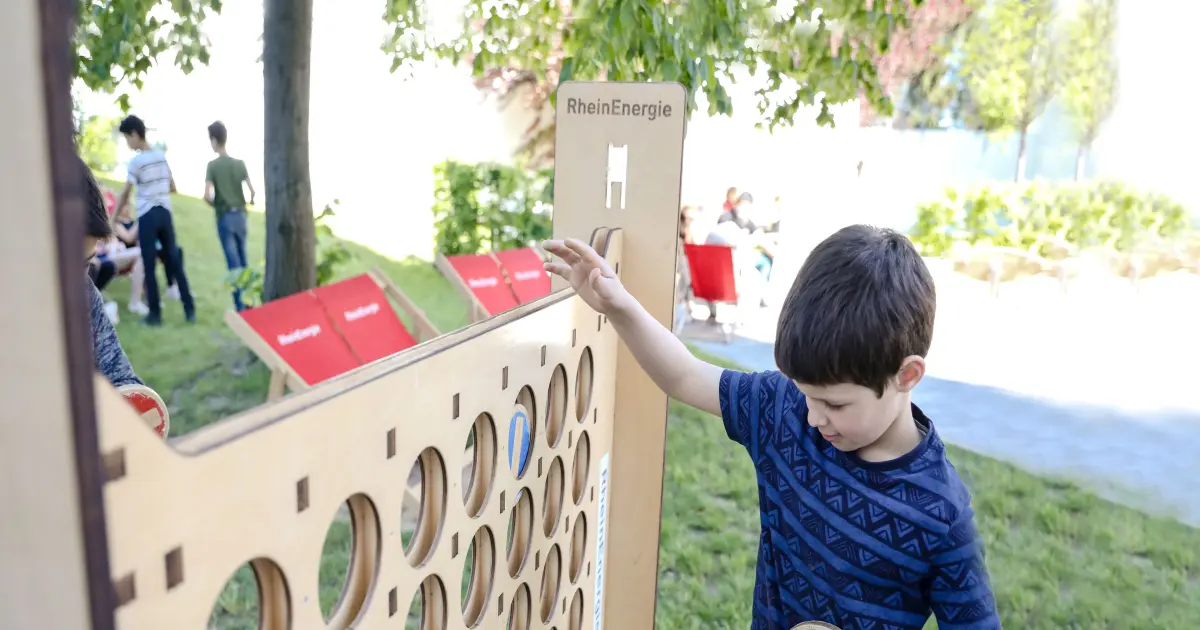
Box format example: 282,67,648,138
431,160,553,256
910,180,1192,257
75,115,120,173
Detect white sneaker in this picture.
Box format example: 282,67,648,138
104,302,120,325
128,301,150,316
166,285,181,301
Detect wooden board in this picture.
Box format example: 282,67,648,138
551,81,689,629
97,228,624,629
0,0,115,627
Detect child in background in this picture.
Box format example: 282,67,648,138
542,225,1000,629
204,120,255,312
115,114,196,325
80,156,142,388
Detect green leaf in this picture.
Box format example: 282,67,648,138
660,58,679,81
558,57,574,85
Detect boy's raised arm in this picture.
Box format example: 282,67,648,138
543,238,722,416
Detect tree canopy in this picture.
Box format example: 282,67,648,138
74,0,224,110
382,0,933,163
1060,0,1118,178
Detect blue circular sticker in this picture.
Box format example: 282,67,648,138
508,408,532,477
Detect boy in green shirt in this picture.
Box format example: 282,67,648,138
203,121,256,311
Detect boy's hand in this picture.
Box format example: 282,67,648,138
542,238,631,316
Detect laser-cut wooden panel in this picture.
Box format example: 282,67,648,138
87,81,688,630
96,231,622,630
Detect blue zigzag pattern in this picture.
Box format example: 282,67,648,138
720,370,1002,630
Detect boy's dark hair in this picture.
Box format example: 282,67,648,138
118,115,146,139
775,224,935,397
738,192,754,204
80,156,112,239
208,120,228,146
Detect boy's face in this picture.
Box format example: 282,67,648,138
122,132,137,150
794,358,923,453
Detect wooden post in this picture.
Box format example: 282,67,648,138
0,0,115,627
551,81,688,629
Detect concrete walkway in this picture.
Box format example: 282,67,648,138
683,269,1200,526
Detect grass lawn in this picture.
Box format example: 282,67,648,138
100,186,1200,628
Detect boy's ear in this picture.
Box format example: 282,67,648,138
894,356,925,393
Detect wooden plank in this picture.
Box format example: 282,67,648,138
551,81,688,629
0,0,113,627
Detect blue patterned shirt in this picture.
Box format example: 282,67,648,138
719,369,1001,630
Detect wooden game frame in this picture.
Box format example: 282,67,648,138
0,2,689,627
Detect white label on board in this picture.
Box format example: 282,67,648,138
593,451,612,629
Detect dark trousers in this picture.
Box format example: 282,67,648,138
216,209,248,311
138,206,194,320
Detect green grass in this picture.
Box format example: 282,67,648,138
101,186,1200,628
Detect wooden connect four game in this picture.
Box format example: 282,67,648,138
0,5,689,627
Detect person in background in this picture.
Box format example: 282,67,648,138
203,120,255,312
80,156,143,387
115,114,196,325
722,186,739,213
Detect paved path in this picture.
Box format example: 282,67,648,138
684,270,1200,526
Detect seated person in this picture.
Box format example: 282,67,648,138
111,204,181,314
720,193,777,283
80,156,142,387
89,236,141,292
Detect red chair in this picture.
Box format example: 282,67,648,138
435,252,521,322
226,269,439,400
494,247,552,304
681,243,742,342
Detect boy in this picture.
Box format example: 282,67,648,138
80,155,142,388
203,120,255,311
543,225,1000,629
115,114,196,325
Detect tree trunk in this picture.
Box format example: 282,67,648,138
1074,142,1088,181
1014,127,1028,183
262,0,316,302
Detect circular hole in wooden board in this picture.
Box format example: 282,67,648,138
542,456,566,537
568,512,588,584
402,447,448,567
319,494,382,627
546,364,569,448
571,431,591,505
207,558,289,629
568,588,584,630
463,413,498,518
507,582,533,630
506,488,535,578
509,387,538,480
574,348,594,422
461,526,496,627
405,573,448,630
539,544,563,623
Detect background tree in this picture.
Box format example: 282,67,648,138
382,0,933,167
75,0,319,300
956,0,1058,182
1060,0,1118,181
862,0,976,128
261,0,317,301
75,0,222,110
